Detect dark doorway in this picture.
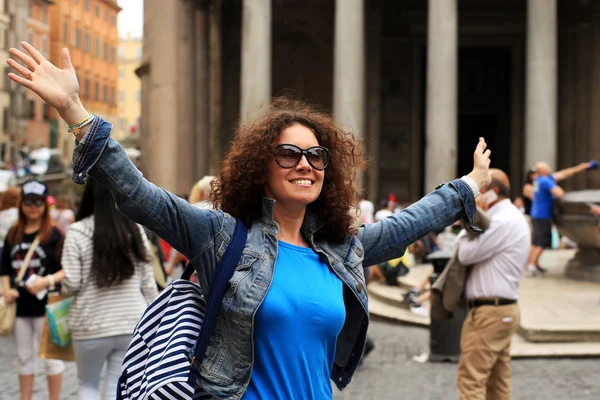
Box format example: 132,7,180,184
458,48,512,178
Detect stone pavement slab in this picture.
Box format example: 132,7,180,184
332,320,600,400
519,250,600,342
1,321,599,399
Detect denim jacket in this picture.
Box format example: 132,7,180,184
72,117,477,400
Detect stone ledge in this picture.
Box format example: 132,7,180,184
369,298,600,358
518,326,600,343
369,296,429,327
367,281,409,309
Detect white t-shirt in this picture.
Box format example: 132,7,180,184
375,209,394,222
359,200,374,224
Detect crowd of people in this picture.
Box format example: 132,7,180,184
0,39,598,400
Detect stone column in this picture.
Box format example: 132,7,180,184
525,0,557,170
147,0,179,193
209,0,222,174
176,0,197,194
367,5,381,202
425,0,457,192
194,3,210,179
240,0,271,121
333,0,365,186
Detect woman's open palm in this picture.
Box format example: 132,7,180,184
7,42,80,113
469,137,492,190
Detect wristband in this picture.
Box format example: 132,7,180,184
46,274,55,291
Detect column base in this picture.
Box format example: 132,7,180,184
565,247,600,282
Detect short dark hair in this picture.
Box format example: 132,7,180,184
490,178,510,198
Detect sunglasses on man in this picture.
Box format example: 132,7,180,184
273,144,330,171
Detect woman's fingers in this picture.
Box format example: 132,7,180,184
7,72,34,90
21,41,46,64
8,47,37,70
60,48,74,71
7,58,32,78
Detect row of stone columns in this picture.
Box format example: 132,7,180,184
241,0,559,193
425,0,558,190
241,0,365,140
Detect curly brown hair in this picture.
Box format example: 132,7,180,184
211,97,366,243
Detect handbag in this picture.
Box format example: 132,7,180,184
38,293,75,361
117,219,247,400
0,297,16,337
46,296,74,347
0,236,40,337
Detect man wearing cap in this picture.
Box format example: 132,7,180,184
455,169,530,400
527,160,597,276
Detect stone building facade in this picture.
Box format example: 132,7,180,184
49,0,121,162
117,35,142,140
138,0,600,202
0,1,11,163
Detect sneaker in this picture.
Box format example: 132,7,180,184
403,290,421,307
527,265,542,277
410,305,429,318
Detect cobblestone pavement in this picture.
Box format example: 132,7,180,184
1,319,598,399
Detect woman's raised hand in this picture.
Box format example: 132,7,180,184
7,42,88,125
468,137,492,192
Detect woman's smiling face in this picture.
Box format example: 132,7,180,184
263,124,325,210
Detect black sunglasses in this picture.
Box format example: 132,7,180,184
273,144,330,171
23,198,45,207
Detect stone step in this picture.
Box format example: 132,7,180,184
369,281,600,343
368,296,600,358
396,264,434,290
518,325,600,343
367,281,409,309
368,295,430,327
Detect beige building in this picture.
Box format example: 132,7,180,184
48,0,121,163
117,36,142,140
0,1,11,164
138,0,600,201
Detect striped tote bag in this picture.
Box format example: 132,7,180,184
117,219,248,400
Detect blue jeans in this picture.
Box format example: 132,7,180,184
73,335,131,400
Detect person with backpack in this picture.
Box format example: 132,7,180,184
7,42,491,399
45,179,158,400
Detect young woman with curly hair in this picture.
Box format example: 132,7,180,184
8,42,491,400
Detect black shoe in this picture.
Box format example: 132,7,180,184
403,289,421,307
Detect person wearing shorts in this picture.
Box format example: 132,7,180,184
527,161,595,276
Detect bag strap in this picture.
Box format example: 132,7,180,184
187,218,247,383
15,236,41,284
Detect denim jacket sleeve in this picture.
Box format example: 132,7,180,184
358,179,476,267
71,117,225,267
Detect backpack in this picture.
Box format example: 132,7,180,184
117,219,248,400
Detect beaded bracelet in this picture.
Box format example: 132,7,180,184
68,114,96,136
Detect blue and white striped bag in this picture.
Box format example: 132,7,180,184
117,219,248,400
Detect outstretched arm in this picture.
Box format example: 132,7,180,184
359,139,491,266
6,42,221,262
553,162,591,182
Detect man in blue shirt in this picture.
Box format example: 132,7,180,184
527,160,595,276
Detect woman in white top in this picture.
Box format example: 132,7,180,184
44,180,158,400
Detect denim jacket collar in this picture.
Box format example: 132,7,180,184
259,197,326,237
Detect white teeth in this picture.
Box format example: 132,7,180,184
291,179,312,185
